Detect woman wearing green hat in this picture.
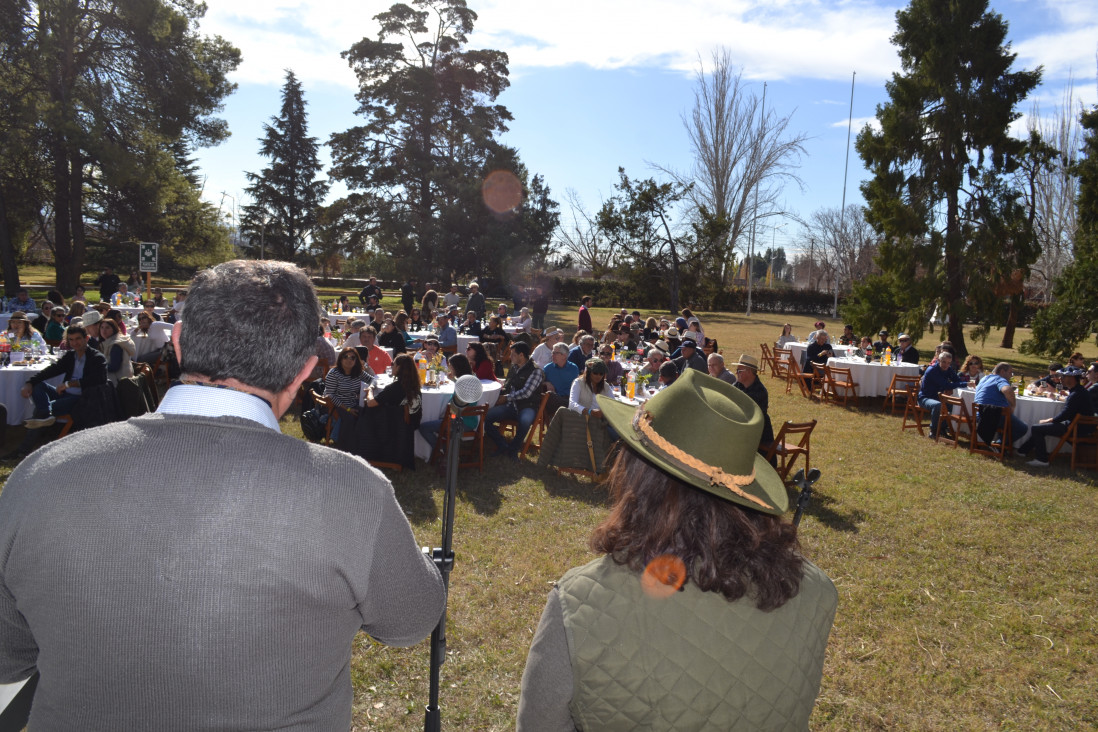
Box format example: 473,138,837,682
518,369,837,730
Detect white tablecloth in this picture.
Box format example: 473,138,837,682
359,376,501,460
827,357,920,397
457,334,479,352
958,389,1060,426
788,342,855,365
0,359,65,425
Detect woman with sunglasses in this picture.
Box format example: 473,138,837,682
6,312,47,351
44,307,68,342
324,347,375,442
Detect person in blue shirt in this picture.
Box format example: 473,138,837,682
1017,366,1095,467
918,350,962,439
5,288,37,314
434,313,457,348
543,343,579,412
567,335,596,374
972,361,1029,448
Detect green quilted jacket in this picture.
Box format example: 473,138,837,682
557,556,837,730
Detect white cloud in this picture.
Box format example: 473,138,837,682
197,0,903,88
1015,27,1098,89
831,116,880,132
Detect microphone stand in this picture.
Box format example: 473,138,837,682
424,402,466,732
791,468,821,528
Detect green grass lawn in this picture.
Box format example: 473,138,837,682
2,305,1096,729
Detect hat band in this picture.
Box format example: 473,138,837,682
631,406,768,509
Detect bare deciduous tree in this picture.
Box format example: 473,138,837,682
555,189,615,279
798,205,880,294
1022,80,1082,301
659,48,808,285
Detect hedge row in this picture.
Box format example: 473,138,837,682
548,277,842,315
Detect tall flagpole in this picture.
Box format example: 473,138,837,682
747,81,765,317
834,71,855,318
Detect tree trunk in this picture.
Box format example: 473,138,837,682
944,192,967,360
1000,293,1021,348
52,136,76,295
0,190,23,296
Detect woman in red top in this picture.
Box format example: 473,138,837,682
467,342,496,381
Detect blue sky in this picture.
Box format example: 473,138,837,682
192,0,1098,256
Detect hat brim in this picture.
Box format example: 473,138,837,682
597,392,789,515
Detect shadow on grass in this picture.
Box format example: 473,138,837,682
541,469,611,507
794,488,866,533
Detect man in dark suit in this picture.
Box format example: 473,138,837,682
896,333,919,364
21,324,107,430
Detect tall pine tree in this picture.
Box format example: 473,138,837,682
848,0,1040,357
240,70,329,263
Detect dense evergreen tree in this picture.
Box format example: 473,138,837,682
329,0,555,283
1023,108,1098,359
240,70,329,263
5,0,240,293
848,0,1040,357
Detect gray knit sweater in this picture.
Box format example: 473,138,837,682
0,412,445,730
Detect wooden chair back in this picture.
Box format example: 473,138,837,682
900,383,926,436
935,393,970,448
762,419,817,483
520,391,553,459
969,403,1013,461
884,374,921,415
1049,414,1098,470
759,343,778,377
430,404,490,473
826,365,860,407
312,392,340,445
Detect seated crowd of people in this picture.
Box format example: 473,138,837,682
7,282,181,452
297,288,780,474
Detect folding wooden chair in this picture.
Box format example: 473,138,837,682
762,420,817,483
772,347,792,380
520,391,552,459
826,365,859,407
759,343,778,377
312,392,341,445
429,404,489,473
1049,414,1098,470
969,403,1013,462
782,357,815,398
884,374,921,415
934,393,970,448
900,383,926,436
810,363,830,402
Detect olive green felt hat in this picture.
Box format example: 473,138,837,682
598,368,788,515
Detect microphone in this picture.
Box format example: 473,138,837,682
451,374,484,408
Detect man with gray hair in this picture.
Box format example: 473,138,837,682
568,334,596,374
342,318,369,349
973,361,1029,448
0,260,445,729
707,352,737,385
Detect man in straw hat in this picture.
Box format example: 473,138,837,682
732,353,775,451
517,370,837,729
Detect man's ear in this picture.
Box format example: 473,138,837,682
171,323,182,365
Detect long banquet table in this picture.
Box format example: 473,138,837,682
826,357,920,397
0,357,65,425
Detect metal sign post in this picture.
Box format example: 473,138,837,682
139,242,158,295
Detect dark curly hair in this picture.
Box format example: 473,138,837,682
590,450,805,611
